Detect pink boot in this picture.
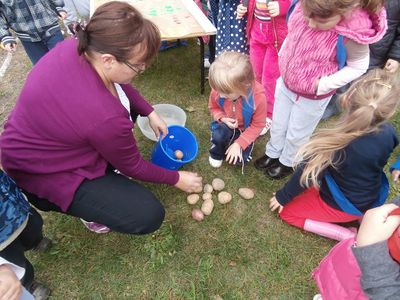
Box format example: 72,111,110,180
303,219,356,241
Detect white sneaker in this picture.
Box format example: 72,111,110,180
260,117,272,136
209,156,223,168
313,294,323,300
204,58,211,68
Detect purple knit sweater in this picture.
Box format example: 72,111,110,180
0,38,179,212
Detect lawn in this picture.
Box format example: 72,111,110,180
1,40,399,299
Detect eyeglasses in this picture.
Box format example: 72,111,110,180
123,61,145,75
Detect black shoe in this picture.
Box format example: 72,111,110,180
266,162,293,179
33,237,52,253
28,281,51,300
254,154,279,170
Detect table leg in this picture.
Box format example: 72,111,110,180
199,37,205,94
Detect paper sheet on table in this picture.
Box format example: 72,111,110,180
91,0,216,40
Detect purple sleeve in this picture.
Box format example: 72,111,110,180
120,84,154,117
87,116,179,185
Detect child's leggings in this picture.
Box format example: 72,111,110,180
266,78,331,167
279,187,361,229
250,18,286,119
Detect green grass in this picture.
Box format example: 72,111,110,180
22,40,400,299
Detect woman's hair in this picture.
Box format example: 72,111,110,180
301,0,384,18
297,68,400,188
208,51,254,97
76,1,160,65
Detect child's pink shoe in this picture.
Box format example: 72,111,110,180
80,219,111,233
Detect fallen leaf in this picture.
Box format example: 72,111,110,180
185,106,196,112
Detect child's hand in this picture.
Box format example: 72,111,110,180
392,169,400,183
221,117,238,129
0,265,22,300
1,42,16,52
269,196,283,213
225,142,242,165
59,11,68,20
384,59,400,73
357,204,400,247
267,1,280,17
236,4,248,19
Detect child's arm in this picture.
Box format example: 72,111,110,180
317,40,369,95
352,204,400,299
272,164,307,209
0,14,16,52
236,3,248,19
385,17,400,73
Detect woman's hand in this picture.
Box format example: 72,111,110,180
0,265,22,300
220,117,238,129
175,171,203,193
391,169,400,183
269,196,283,213
147,111,168,140
357,204,400,247
236,4,248,19
225,142,242,165
384,59,400,73
267,1,280,17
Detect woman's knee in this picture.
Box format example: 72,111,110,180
116,197,165,235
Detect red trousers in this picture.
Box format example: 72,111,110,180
279,188,361,228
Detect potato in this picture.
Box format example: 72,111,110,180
212,178,225,191
201,199,214,215
192,208,204,221
202,192,212,201
218,191,232,204
238,188,254,200
187,194,200,205
174,150,184,160
203,183,213,194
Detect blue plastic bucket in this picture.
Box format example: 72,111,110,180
151,125,198,170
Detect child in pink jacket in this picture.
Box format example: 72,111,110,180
237,0,290,132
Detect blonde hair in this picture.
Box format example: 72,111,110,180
297,69,400,188
208,51,254,97
301,0,384,18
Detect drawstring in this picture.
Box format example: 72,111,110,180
231,127,246,175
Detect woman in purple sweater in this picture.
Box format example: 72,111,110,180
0,1,202,234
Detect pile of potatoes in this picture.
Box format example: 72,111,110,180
187,178,255,221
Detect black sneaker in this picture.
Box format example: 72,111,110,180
254,154,279,170
33,237,53,253
29,281,51,300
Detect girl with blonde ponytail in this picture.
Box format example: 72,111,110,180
269,69,400,241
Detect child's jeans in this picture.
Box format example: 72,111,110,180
209,122,254,163
266,78,331,167
21,28,64,65
250,18,286,119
